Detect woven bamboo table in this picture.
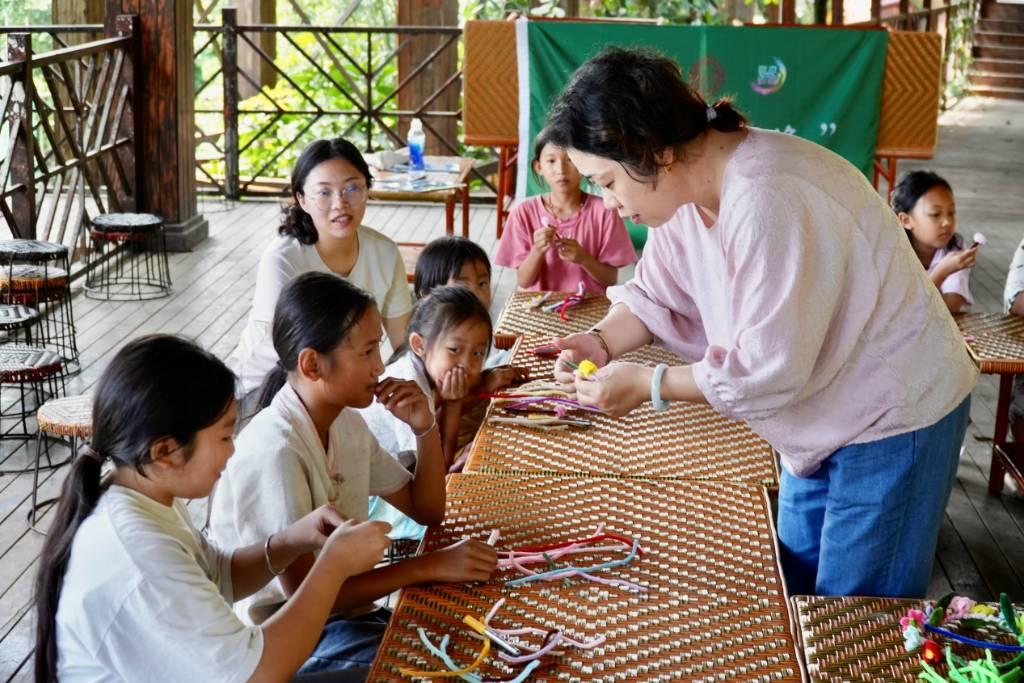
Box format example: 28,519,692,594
792,594,1023,682
955,312,1024,494
369,474,800,681
493,290,611,348
466,335,779,486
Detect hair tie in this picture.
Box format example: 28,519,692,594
706,105,718,123
80,444,104,464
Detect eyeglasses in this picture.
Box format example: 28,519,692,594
303,183,368,210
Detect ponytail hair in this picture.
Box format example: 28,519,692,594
258,271,376,408
544,46,747,181
389,285,492,368
34,335,235,683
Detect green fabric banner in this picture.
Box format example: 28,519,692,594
521,22,889,202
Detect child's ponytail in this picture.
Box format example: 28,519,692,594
34,335,236,683
260,272,375,408
33,452,103,683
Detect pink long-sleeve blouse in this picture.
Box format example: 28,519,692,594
608,129,977,476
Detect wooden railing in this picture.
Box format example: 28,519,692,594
194,9,484,199
0,17,138,257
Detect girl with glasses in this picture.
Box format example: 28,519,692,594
229,138,413,421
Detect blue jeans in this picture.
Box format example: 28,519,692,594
777,397,969,598
298,607,391,675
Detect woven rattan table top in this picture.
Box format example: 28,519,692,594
466,336,778,486
955,312,1024,374
92,212,163,231
494,290,611,342
792,594,1023,682
369,474,800,682
0,239,67,262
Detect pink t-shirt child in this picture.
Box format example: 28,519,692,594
926,239,974,306
494,193,637,294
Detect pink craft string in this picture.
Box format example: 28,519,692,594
497,544,634,569
481,599,606,664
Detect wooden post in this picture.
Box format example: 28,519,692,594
235,0,276,99
781,0,797,23
7,34,35,239
116,13,141,213
51,0,104,43
396,0,458,155
832,0,846,24
222,8,240,200
105,0,207,251
871,0,882,23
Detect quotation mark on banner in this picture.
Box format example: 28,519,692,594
819,122,838,136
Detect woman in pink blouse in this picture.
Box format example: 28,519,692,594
549,47,977,598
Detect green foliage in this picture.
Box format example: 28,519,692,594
943,0,976,107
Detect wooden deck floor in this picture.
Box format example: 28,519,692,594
1,96,1023,680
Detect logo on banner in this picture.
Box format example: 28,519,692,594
751,58,787,95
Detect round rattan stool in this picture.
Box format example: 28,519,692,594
0,344,65,440
0,304,41,343
85,213,171,301
0,239,79,373
28,394,92,532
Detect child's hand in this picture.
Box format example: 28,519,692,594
422,538,498,583
439,366,469,402
284,504,349,555
531,226,557,254
375,377,434,434
555,236,589,264
938,245,978,276
321,519,391,577
478,366,529,394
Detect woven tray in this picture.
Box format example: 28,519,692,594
955,312,1024,374
792,594,1024,682
466,336,778,486
494,290,611,344
369,475,799,682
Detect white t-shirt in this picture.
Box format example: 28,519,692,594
209,382,411,624
229,228,414,395
56,485,262,683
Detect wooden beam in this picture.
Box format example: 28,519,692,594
104,0,207,250
396,0,459,155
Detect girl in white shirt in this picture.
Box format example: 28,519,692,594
230,138,413,411
892,170,979,314
34,335,390,683
210,272,496,674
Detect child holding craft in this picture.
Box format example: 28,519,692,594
210,273,496,674
892,170,983,314
494,130,637,294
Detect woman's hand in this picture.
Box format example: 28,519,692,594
375,378,434,434
552,332,610,385
937,245,978,277
320,519,392,577
421,539,498,583
575,362,652,417
439,366,469,403
477,366,529,394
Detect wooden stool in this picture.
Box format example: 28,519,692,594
28,394,92,531
0,240,79,373
85,213,172,300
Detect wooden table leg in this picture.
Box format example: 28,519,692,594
445,195,454,236
989,373,1014,495
461,185,469,238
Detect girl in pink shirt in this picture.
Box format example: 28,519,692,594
546,47,976,600
494,132,637,294
892,170,978,313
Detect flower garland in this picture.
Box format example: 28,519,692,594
901,592,1024,681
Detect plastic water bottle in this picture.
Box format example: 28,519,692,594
408,118,426,179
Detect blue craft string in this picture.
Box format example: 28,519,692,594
415,628,541,683
924,624,1024,653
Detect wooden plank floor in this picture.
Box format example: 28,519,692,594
1,95,1022,680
